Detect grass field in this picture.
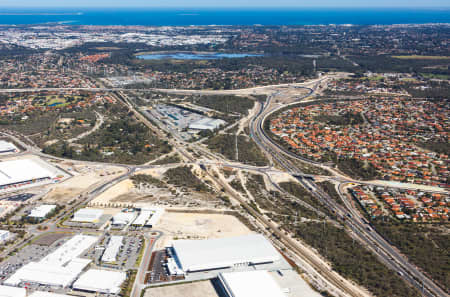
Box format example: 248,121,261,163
367,75,384,81
420,73,450,80
392,55,450,60
42,95,84,107
400,78,418,82
8,94,86,108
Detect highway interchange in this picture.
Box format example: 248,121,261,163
0,78,448,297
248,79,448,297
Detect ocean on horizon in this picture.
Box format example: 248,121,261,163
0,8,449,26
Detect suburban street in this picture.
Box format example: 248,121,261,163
1,77,448,297
248,79,449,297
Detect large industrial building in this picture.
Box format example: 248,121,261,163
188,118,226,131
5,234,98,288
28,204,56,220
0,141,19,155
0,229,10,242
0,158,59,191
112,211,136,227
219,270,286,297
132,208,164,227
29,292,75,297
72,208,104,223
0,285,26,297
101,236,123,263
171,234,281,273
73,269,126,294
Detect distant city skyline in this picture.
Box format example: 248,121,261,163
0,0,450,8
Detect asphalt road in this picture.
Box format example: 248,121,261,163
249,81,448,297
1,80,447,297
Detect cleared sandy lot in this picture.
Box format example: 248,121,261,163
268,170,297,184
90,166,222,208
90,179,134,205
43,162,126,203
154,211,251,249
136,166,174,178
90,166,172,206
144,280,219,297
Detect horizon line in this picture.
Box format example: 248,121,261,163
1,6,449,9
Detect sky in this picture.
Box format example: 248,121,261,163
0,0,449,8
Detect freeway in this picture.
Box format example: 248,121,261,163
112,83,367,297
113,81,436,297
249,82,448,297
2,78,446,297
0,80,328,94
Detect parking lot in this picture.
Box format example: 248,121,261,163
64,214,112,230
146,250,169,283
119,235,142,270
150,104,223,141
0,193,35,202
0,236,70,282
94,235,143,270
146,249,184,284
0,226,139,297
32,232,72,246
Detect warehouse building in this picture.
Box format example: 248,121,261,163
0,158,59,191
188,118,226,131
0,140,19,155
146,208,164,227
5,235,98,288
112,211,136,227
171,234,281,273
72,208,104,223
28,204,56,220
0,285,26,297
0,229,10,242
219,270,286,297
73,269,126,294
29,292,75,297
4,260,91,288
132,208,164,227
132,210,152,227
101,236,123,263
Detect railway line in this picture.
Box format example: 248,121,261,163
249,81,448,297
4,79,445,297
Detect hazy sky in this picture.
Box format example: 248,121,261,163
1,0,449,8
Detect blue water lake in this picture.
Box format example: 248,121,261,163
137,52,263,60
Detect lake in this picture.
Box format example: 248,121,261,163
136,52,263,60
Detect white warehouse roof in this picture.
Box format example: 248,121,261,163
146,208,164,226
101,236,123,263
40,235,98,266
132,210,152,226
112,212,136,226
219,270,286,297
28,204,56,219
29,292,74,297
0,141,19,154
73,208,104,223
73,269,126,294
4,259,90,288
5,235,97,287
0,285,26,297
172,234,280,272
189,118,226,131
0,159,57,188
0,230,10,241
133,208,164,226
